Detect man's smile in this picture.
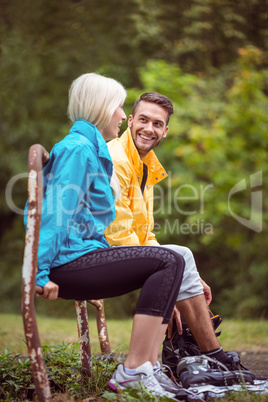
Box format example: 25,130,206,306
139,133,155,141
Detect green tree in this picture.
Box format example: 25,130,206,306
155,0,268,72
1,0,267,318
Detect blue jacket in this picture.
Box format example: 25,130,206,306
24,119,115,287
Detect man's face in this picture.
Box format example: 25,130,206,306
128,101,169,159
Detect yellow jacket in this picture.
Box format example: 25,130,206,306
104,128,167,246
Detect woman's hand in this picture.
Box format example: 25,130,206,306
200,279,212,305
36,281,59,300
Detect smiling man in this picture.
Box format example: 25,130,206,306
129,100,168,159
104,92,252,392
105,93,171,246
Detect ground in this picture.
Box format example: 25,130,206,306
239,351,268,378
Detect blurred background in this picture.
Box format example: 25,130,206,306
1,0,267,320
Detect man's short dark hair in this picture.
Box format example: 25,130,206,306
132,92,174,124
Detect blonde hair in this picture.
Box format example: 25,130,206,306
67,73,127,130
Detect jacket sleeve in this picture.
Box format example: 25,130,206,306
146,229,159,246
145,187,159,246
105,191,159,246
104,163,142,246
34,144,97,287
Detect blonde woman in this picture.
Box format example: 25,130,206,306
25,73,185,399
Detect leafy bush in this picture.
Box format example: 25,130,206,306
1,344,267,401
0,344,118,401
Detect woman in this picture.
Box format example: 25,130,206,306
27,73,185,399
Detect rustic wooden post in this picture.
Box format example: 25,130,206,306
75,300,92,375
22,144,51,401
88,299,111,354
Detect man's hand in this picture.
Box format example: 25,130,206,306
36,281,59,300
200,279,212,305
167,306,182,338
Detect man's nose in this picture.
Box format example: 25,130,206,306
144,121,154,133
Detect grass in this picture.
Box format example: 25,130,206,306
1,313,268,355
218,319,268,352
1,314,268,401
0,314,133,355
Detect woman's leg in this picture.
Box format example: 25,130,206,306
148,323,168,366
50,245,185,367
50,246,184,324
125,315,164,368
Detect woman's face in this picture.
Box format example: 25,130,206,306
100,105,126,141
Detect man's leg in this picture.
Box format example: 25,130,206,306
176,294,220,352
162,245,204,301
148,294,219,367
148,294,220,365
175,294,253,373
160,245,254,371
162,245,219,350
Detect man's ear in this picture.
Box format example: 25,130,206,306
163,126,169,138
128,115,133,128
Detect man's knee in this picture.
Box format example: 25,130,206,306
163,244,194,261
180,246,194,261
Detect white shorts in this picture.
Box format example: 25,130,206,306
161,244,204,301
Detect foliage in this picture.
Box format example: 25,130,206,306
0,345,178,401
0,0,267,318
0,344,118,401
0,344,267,402
0,349,33,401
126,49,268,319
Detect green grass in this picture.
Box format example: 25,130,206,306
218,319,268,352
1,314,267,401
1,313,267,355
0,314,133,355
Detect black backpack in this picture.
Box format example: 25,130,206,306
162,310,222,380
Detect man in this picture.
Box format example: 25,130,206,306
104,92,253,392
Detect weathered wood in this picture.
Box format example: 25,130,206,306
88,299,111,354
22,145,51,401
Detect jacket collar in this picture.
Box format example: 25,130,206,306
70,119,112,161
120,128,168,187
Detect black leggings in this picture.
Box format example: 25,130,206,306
50,246,185,324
